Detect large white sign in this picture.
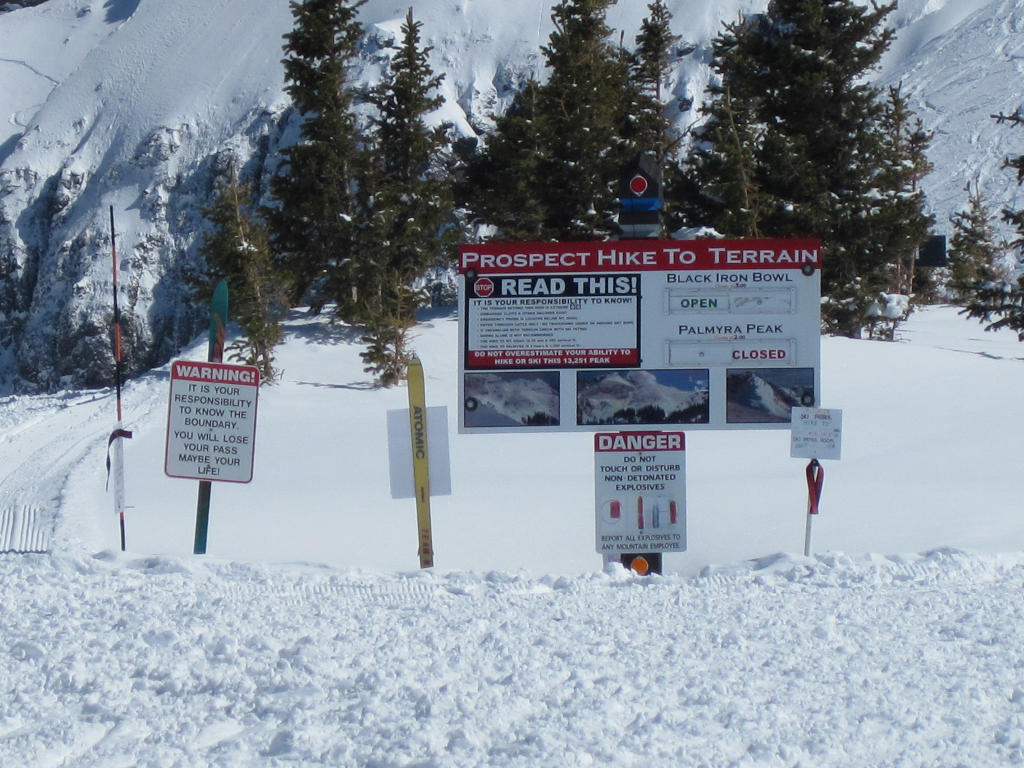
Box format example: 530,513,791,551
594,431,686,555
165,360,259,483
458,238,822,433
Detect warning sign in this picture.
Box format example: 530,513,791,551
594,431,686,555
165,360,259,483
457,238,821,433
464,273,641,370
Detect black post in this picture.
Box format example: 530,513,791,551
618,152,664,574
109,205,128,551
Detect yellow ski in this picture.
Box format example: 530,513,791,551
406,356,434,568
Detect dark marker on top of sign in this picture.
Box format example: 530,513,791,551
619,153,661,201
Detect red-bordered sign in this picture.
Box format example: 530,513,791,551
165,360,260,482
457,238,821,433
594,430,686,555
459,238,822,274
629,174,649,196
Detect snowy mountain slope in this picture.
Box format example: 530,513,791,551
1,0,1023,393
0,0,294,391
0,388,112,552
0,0,118,157
881,0,1024,238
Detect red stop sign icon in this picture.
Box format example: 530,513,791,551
474,277,495,298
629,174,649,196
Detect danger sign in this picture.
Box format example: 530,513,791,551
165,360,259,482
594,431,686,555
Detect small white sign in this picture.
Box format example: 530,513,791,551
790,407,842,460
386,407,452,498
594,431,686,555
165,360,259,482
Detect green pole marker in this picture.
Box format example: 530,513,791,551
407,356,434,568
208,279,228,362
194,279,228,555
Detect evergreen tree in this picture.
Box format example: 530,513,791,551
947,182,1008,301
863,84,935,339
626,0,681,238
537,0,637,238
690,84,767,237
461,79,549,239
962,111,1024,338
876,85,934,292
200,166,288,382
462,0,639,241
682,0,933,337
631,0,680,164
353,8,452,386
267,0,365,309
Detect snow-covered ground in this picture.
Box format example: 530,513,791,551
2,306,1024,765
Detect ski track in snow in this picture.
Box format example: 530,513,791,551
1,550,1023,766
0,391,117,553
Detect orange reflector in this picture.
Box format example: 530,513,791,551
630,556,650,575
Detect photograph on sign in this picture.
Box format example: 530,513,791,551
164,360,260,483
463,370,561,428
458,238,821,433
594,431,686,555
576,369,709,426
726,367,816,424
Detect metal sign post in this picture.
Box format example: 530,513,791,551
192,280,228,555
790,407,842,556
106,206,132,551
616,154,664,573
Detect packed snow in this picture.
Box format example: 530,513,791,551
3,306,1024,765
